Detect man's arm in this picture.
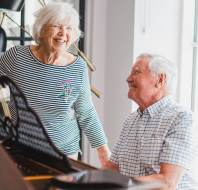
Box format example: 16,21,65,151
135,163,184,190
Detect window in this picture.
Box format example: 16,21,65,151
180,0,198,179
192,0,198,115
179,0,198,114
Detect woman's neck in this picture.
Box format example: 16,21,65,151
31,45,75,66
35,45,64,65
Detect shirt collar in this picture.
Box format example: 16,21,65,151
137,96,173,118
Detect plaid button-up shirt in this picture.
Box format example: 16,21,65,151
110,96,198,190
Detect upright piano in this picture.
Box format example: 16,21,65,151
0,76,165,190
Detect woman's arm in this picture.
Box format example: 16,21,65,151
96,144,111,168
74,60,108,166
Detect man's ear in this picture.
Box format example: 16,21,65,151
155,73,166,88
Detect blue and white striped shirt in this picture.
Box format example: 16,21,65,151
0,45,107,155
110,96,198,190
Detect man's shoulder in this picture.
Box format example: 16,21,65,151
160,100,192,119
162,103,193,131
168,103,192,118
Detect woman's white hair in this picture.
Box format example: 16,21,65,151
137,53,177,94
32,2,81,44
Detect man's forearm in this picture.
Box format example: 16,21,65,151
135,163,184,190
135,174,175,190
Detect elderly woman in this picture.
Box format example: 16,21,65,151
0,2,110,166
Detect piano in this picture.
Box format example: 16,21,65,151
0,76,165,190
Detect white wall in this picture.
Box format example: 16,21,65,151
133,0,182,101
83,0,183,167
82,0,108,165
83,0,135,166
104,0,135,147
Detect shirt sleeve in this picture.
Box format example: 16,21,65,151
74,61,107,148
0,46,17,77
159,110,196,169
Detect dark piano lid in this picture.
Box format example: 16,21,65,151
52,169,165,190
53,170,132,189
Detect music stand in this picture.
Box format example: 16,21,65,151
0,76,71,168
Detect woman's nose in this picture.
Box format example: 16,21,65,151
58,26,69,35
58,26,65,34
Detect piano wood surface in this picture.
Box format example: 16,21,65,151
1,143,166,190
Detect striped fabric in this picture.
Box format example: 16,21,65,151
110,96,198,190
0,45,107,155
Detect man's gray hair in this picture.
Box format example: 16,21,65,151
137,53,177,94
32,2,81,44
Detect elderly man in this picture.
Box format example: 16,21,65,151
105,54,197,190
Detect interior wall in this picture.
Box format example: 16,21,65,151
82,0,107,165
133,0,182,102
105,0,135,148
83,0,135,166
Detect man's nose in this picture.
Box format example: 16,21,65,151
127,74,133,82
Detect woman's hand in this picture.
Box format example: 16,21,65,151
97,144,111,168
